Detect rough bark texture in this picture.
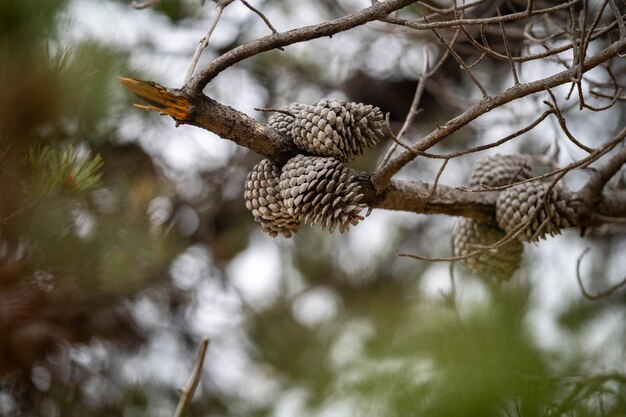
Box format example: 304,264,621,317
119,77,626,228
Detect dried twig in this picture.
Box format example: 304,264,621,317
576,248,626,300
239,0,281,38
543,85,594,153
372,36,626,191
184,0,234,86
186,0,417,92
580,144,626,207
377,47,430,170
427,158,449,200
497,8,520,85
421,15,488,98
173,338,210,417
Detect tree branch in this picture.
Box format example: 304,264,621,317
581,144,626,207
173,338,210,417
119,76,626,227
371,36,626,191
184,0,417,93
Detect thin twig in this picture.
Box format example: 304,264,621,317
422,15,488,98
390,1,581,30
543,85,594,153
609,0,626,38
576,248,626,300
173,338,210,417
184,0,234,86
459,125,626,194
186,0,417,92
372,36,626,191
377,47,430,170
427,158,449,200
497,8,521,85
239,0,282,41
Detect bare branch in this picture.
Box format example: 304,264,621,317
609,0,626,38
576,248,626,300
420,15,488,98
497,8,520,85
383,1,580,31
239,0,281,39
185,0,418,93
173,338,210,417
543,86,594,153
580,144,626,206
427,157,449,199
184,0,234,85
119,77,626,225
371,36,626,191
377,47,430,170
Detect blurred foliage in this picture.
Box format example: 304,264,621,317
1,0,625,416
0,0,180,414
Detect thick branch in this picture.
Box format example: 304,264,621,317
580,143,626,206
185,0,417,93
119,77,298,164
119,77,626,226
372,179,497,221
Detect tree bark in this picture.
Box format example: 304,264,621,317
119,77,626,228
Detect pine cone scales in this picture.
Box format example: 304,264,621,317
468,154,533,187
279,155,366,233
290,99,385,161
244,159,301,237
496,182,578,242
267,103,307,136
453,218,524,282
453,153,533,281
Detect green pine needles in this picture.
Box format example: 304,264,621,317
26,145,104,195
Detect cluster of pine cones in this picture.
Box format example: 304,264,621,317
453,154,579,282
244,99,386,237
245,100,579,281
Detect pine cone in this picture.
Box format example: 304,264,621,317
279,154,366,233
244,159,301,237
290,99,386,161
496,181,578,242
453,218,524,282
469,154,533,188
267,103,307,136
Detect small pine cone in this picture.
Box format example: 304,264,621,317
244,159,301,237
267,103,308,136
279,154,366,233
290,99,385,161
453,218,524,282
495,181,578,242
468,154,533,188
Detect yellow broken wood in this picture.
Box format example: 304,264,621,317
118,77,191,121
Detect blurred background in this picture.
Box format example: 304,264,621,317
1,0,625,416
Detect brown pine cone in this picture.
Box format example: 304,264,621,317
279,154,366,233
468,154,533,188
267,103,307,136
290,99,385,161
496,181,578,242
453,218,524,282
244,159,301,237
